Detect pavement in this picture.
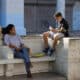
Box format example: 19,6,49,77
0,72,66,80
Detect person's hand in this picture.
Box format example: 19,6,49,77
9,44,16,48
57,27,66,33
20,44,25,48
15,48,22,52
49,26,58,33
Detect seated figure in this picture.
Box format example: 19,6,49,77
43,12,69,56
4,24,32,78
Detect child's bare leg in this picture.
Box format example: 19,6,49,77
53,36,59,49
43,32,49,48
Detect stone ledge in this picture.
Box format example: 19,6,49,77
0,56,55,64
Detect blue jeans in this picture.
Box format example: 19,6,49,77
14,48,31,73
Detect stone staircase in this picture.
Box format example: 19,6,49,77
0,35,55,77
0,35,80,80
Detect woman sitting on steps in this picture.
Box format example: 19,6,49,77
4,24,32,78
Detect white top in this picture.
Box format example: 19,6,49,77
4,34,24,48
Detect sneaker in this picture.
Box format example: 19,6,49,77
49,48,55,56
43,47,50,54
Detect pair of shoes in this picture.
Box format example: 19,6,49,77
27,72,32,78
49,48,55,56
43,47,49,55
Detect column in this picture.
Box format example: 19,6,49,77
0,0,6,26
73,2,80,30
56,0,65,18
0,0,26,35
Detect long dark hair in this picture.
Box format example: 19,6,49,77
2,27,8,35
2,24,15,35
2,24,15,43
6,24,15,34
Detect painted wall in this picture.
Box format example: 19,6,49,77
57,0,65,18
0,0,6,26
0,0,26,35
73,2,80,30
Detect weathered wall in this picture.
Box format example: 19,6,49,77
55,38,80,80
0,0,26,35
24,0,56,34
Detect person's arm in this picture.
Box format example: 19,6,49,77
17,35,24,47
9,44,16,48
59,27,66,32
49,26,58,33
4,35,15,48
4,35,21,52
58,24,66,33
9,44,22,52
18,35,32,55
18,35,30,49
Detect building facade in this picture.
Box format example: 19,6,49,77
0,0,80,35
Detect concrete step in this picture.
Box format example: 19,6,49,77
23,37,44,53
0,36,56,77
0,56,55,64
0,72,66,80
0,36,80,79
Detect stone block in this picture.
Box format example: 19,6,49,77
55,38,80,80
0,46,13,59
5,64,14,76
68,63,80,80
23,38,44,53
0,65,4,76
13,62,53,75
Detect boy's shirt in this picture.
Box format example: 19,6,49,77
59,18,69,37
4,34,24,49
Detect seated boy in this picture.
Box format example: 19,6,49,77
43,12,69,56
4,24,32,78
